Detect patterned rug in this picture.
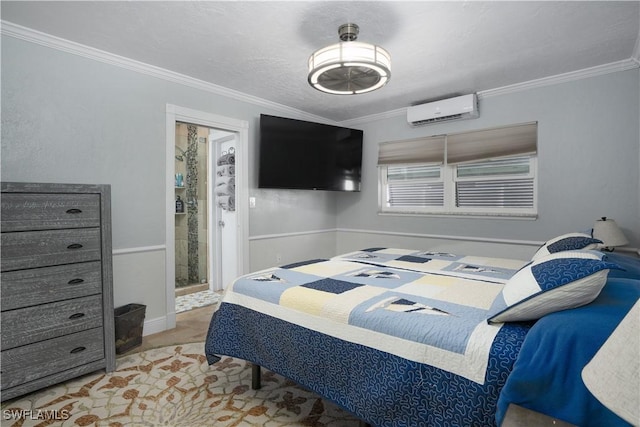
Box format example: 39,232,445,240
1,343,359,426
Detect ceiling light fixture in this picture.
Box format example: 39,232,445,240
308,23,391,95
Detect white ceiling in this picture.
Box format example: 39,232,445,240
3,1,639,122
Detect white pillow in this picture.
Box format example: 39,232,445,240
487,250,621,324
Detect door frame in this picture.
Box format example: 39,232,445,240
209,132,237,292
165,104,249,330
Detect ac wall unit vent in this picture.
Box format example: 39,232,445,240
407,94,479,126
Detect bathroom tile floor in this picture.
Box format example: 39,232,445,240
175,289,221,313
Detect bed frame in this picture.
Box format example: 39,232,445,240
251,364,371,427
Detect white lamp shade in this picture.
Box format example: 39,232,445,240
593,217,628,247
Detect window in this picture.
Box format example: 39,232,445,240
379,122,537,217
385,164,444,208
455,156,535,210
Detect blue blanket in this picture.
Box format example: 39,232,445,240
496,252,640,426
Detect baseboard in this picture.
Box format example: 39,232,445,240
143,315,170,337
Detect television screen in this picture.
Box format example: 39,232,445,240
258,114,363,192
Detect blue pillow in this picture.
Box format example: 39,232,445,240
532,232,602,261
487,250,621,323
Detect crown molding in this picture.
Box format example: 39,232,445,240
341,59,639,126
479,59,639,99
0,20,329,124
3,20,639,128
338,108,405,127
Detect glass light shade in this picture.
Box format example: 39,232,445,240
593,217,629,248
308,41,391,95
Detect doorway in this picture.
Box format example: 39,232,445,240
174,123,220,313
174,123,209,292
165,105,249,331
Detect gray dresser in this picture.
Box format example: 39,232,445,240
1,182,115,401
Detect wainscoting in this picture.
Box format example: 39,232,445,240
336,229,541,261
114,232,636,337
248,228,542,272
112,246,168,337
249,229,338,272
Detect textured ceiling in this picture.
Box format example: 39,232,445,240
3,1,639,122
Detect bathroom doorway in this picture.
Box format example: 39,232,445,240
165,105,248,329
174,123,210,299
174,123,238,313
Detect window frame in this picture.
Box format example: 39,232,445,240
382,163,447,214
452,156,538,216
378,154,538,219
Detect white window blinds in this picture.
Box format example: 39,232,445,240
455,157,535,208
386,164,444,207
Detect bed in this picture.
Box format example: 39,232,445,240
205,236,640,427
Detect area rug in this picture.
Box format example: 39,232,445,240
1,343,359,426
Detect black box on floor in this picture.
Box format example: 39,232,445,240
114,303,146,354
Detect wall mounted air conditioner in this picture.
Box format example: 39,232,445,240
407,94,479,126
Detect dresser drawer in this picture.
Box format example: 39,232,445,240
1,262,102,311
1,228,101,271
0,182,114,401
1,295,103,350
1,193,101,232
1,328,104,390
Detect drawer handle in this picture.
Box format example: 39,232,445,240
70,346,86,354
69,313,85,320
67,243,84,250
68,278,85,285
66,208,83,214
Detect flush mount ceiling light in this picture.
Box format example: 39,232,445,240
308,23,391,95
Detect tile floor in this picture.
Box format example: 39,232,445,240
175,289,221,313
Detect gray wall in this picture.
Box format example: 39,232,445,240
337,69,640,249
1,35,336,249
2,32,639,325
0,35,337,322
4,35,636,254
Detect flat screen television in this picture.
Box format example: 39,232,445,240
258,114,363,192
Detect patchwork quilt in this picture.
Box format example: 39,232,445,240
205,249,636,426
217,249,527,384
333,247,526,283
